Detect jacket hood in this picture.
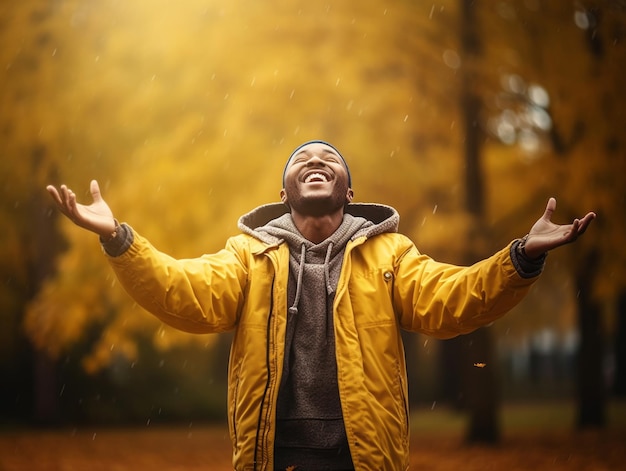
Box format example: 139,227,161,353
237,202,400,245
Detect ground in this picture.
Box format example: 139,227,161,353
2,427,625,470
2,403,625,470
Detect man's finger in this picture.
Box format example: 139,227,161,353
577,212,596,235
542,197,557,222
59,185,71,209
46,185,63,207
67,189,78,215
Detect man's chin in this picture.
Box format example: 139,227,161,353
291,198,344,217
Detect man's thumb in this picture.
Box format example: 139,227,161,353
90,179,103,202
543,197,557,222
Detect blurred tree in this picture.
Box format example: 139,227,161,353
473,1,626,428
615,292,626,397
0,2,74,423
455,0,501,444
411,0,626,435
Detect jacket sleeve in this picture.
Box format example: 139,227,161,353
393,241,539,338
105,226,249,334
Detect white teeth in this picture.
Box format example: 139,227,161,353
305,173,328,183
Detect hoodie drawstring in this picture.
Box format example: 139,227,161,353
324,242,335,338
288,242,335,317
324,242,334,295
288,243,307,316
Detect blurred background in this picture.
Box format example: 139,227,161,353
1,0,625,452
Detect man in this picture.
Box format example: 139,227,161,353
47,140,595,471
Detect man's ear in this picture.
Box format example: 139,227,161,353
346,189,354,203
280,189,290,209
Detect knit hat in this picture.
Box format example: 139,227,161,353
282,140,352,187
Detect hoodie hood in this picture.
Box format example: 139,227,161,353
237,202,400,246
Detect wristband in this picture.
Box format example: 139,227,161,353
100,220,120,243
517,234,529,258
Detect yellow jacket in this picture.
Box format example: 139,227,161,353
106,203,539,470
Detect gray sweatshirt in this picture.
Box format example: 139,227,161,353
256,212,375,470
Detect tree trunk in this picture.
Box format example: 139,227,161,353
32,352,60,424
458,0,500,444
613,291,626,396
575,249,606,428
463,328,499,443
28,157,65,424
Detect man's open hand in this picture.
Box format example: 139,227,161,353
523,197,596,259
46,180,116,239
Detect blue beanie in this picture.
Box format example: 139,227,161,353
282,140,352,187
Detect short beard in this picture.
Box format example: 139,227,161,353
284,183,349,217
290,196,345,217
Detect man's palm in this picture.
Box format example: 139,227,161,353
523,197,596,259
46,180,116,237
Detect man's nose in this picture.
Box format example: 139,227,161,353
305,155,324,165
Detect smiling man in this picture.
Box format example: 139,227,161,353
46,140,595,471
280,141,354,238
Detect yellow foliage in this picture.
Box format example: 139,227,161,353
4,0,626,371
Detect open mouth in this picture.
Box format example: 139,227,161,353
304,172,330,183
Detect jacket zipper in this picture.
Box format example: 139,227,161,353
253,274,275,470
232,371,240,446
398,367,410,441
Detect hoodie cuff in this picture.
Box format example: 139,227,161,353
510,239,546,279
101,222,133,257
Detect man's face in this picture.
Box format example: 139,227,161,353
281,142,352,217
